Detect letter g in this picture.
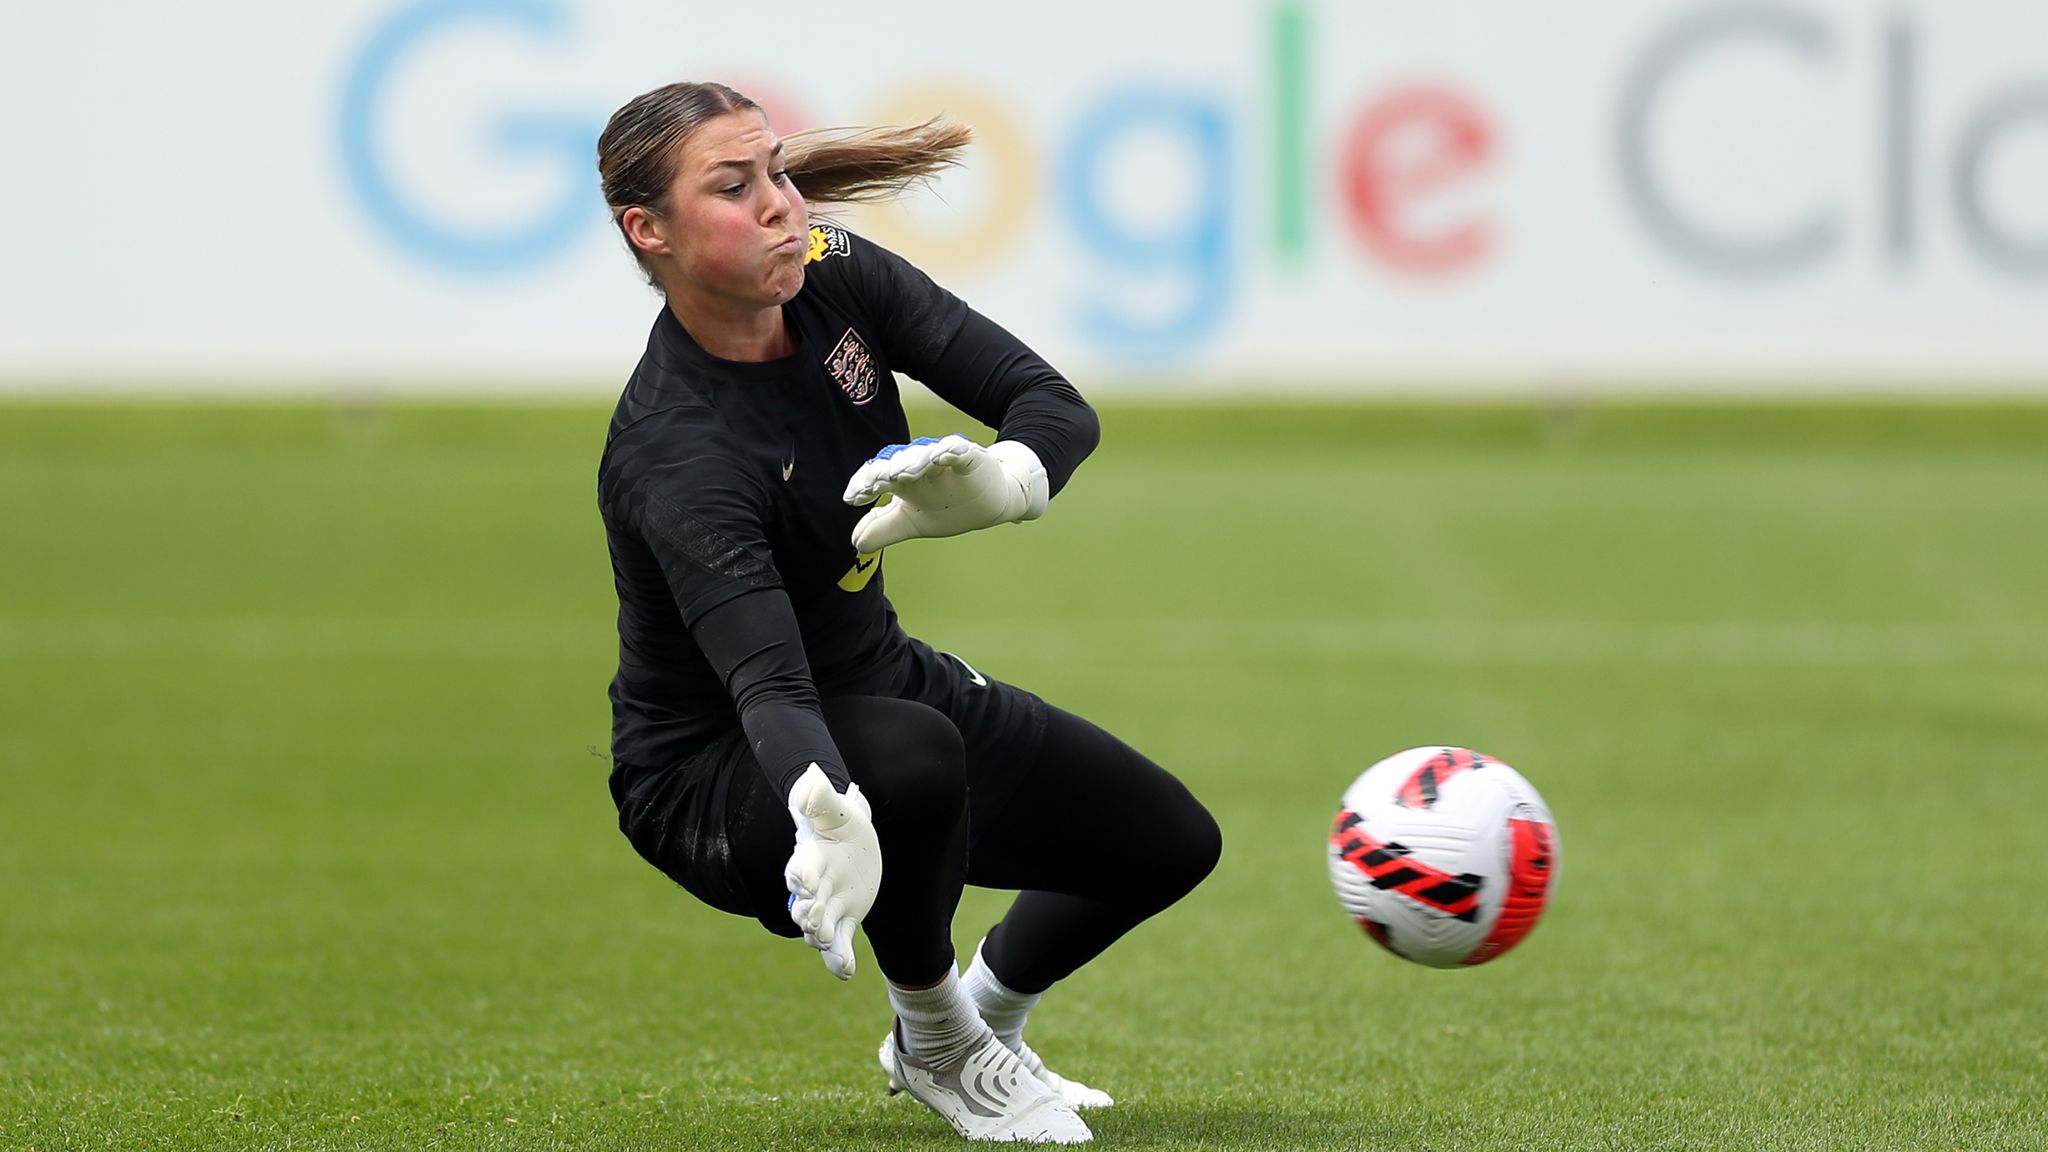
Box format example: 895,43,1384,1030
339,0,596,273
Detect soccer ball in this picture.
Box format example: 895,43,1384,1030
1327,746,1560,968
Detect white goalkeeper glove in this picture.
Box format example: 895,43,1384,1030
783,763,882,980
842,434,1049,553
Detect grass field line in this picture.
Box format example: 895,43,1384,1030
1,614,2041,668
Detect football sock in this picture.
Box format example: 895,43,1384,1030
962,940,1043,1053
887,969,986,1069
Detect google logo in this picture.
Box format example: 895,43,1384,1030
339,0,1499,355
340,0,2046,358
785,41,1496,352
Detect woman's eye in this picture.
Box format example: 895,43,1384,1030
770,169,790,185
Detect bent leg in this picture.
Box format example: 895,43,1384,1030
966,705,1222,993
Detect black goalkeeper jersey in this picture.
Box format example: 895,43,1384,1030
597,225,1098,795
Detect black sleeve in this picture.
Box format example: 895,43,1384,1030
914,308,1101,498
689,588,851,796
848,234,1101,497
613,437,782,626
607,427,849,795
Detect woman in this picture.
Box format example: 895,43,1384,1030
594,82,1221,1145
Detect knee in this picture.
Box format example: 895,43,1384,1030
842,699,966,827
1163,803,1223,900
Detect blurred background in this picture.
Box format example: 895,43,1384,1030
4,2,2046,1149
5,0,2045,392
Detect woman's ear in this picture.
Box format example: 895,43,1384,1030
621,206,670,259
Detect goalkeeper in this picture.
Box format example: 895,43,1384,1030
593,83,1221,1145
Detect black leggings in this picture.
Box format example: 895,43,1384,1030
720,696,1222,991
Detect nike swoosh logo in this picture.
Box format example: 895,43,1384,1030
946,652,988,687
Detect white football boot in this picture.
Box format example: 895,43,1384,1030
882,1030,1113,1115
880,1025,1092,1144
1014,1041,1114,1110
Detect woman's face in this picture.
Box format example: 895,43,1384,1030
646,110,810,310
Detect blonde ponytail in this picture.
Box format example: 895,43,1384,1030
782,117,974,205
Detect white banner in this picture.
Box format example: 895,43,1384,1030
1,0,2044,391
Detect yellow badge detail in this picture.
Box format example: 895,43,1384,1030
806,223,852,265
838,550,882,592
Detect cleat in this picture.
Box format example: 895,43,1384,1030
880,1027,1092,1143
881,1033,906,1096
1016,1042,1114,1110
882,1032,1113,1114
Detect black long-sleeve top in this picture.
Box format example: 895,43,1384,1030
597,225,1099,797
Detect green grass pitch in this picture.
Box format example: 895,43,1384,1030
3,399,2045,1151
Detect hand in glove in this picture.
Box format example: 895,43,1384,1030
783,763,883,980
842,435,1048,554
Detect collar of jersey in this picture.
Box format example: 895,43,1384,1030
655,304,811,381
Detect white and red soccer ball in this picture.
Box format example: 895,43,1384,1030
1327,747,1560,968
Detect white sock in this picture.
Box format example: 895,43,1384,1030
961,941,1043,1054
887,968,987,1069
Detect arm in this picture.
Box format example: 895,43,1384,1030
687,586,847,796
911,307,1101,498
854,235,1101,495
690,589,881,980
626,469,847,793
616,446,878,976
839,237,1103,549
